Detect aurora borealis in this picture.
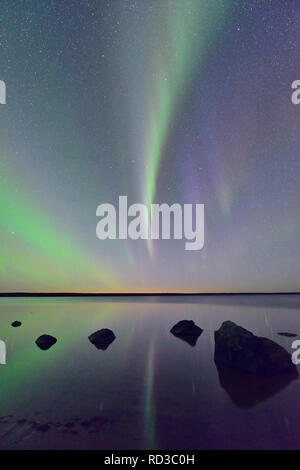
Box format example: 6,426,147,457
0,0,300,293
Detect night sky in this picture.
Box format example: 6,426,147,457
0,0,299,293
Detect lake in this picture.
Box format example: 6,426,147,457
0,294,300,450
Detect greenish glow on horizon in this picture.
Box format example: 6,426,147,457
0,176,117,290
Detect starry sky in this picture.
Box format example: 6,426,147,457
0,0,300,293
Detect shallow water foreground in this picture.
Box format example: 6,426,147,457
0,294,300,450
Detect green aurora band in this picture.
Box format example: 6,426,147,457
144,1,233,208
0,176,117,291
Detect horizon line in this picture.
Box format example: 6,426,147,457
0,291,299,297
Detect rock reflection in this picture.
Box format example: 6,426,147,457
216,363,298,408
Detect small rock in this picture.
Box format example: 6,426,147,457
65,422,75,428
80,420,91,428
170,320,203,346
36,424,50,433
214,321,298,376
35,334,57,350
88,329,116,350
277,332,297,338
11,321,21,327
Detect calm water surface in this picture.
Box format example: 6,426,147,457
0,294,300,450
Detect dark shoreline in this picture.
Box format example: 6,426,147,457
0,292,299,297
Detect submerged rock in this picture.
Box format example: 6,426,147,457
170,320,203,346
277,332,297,338
88,329,116,350
214,321,298,375
11,321,22,327
35,334,57,350
35,424,50,433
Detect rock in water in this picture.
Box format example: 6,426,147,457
88,329,116,350
214,321,298,375
11,321,22,327
36,334,57,350
170,320,203,346
277,332,297,338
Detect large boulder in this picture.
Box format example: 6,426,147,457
214,321,298,376
11,321,22,327
35,334,57,350
88,329,116,350
170,320,203,346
